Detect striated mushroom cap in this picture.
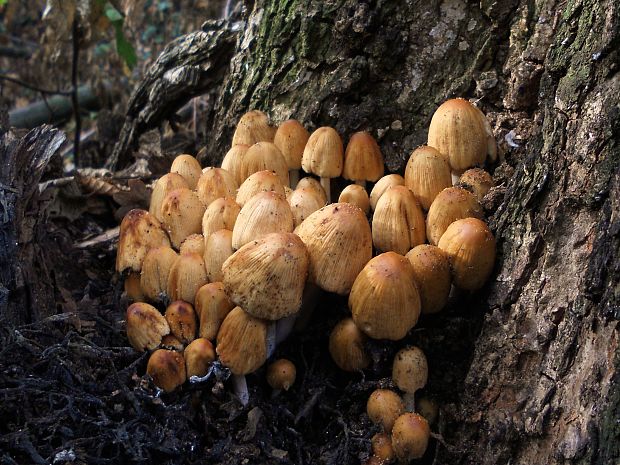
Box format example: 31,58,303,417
160,188,205,249
179,234,205,257
426,186,483,245
338,184,370,215
274,119,310,171
147,349,186,392
170,154,202,190
167,252,208,304
195,282,235,340
342,131,384,184
328,317,370,372
221,144,249,186
236,170,285,207
232,110,276,147
140,246,178,303
164,300,197,344
126,302,170,352
196,167,238,207
369,174,405,211
201,197,240,239
204,229,234,283
405,145,452,210
116,209,171,273
240,142,289,186
301,127,344,179
184,338,216,378
288,187,326,227
296,177,328,204
405,245,451,314
149,173,189,222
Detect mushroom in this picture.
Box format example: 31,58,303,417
457,167,495,201
301,126,344,202
342,131,384,188
371,432,395,464
179,233,205,257
240,141,289,186
222,232,309,320
184,338,216,378
201,197,240,239
231,110,276,147
372,185,426,255
126,302,170,352
288,187,325,228
405,245,451,314
149,173,189,222
195,282,235,340
349,252,421,340
391,412,430,461
116,209,171,273
196,167,238,207
166,252,208,304
164,300,197,345
296,176,328,205
146,349,187,393
425,186,483,245
266,358,296,392
231,191,294,250
160,334,184,351
273,119,310,188
437,217,496,291
295,203,372,295
328,318,370,372
236,170,286,207
404,145,452,210
338,184,370,215
369,174,405,212
366,388,405,432
221,144,249,186
140,246,178,304
204,229,234,283
160,188,205,249
392,346,427,411
170,154,202,190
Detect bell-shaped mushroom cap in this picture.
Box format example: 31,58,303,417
295,203,372,295
160,188,206,249
201,197,240,239
167,252,208,304
343,131,384,184
437,217,496,290
240,142,289,186
350,252,421,340
427,98,488,172
457,167,495,201
367,389,404,432
149,173,189,222
161,334,184,351
392,346,428,394
223,232,309,320
301,127,344,178
288,187,325,227
296,176,328,205
170,154,202,190
236,170,285,207
274,119,310,170
266,358,296,391
328,317,370,372
405,245,451,314
196,167,238,207
179,234,205,257
165,300,197,344
405,145,452,210
140,246,178,303
232,191,294,250
147,349,187,392
204,229,234,283
221,144,249,186
338,184,370,215
372,185,426,255
196,282,235,340
371,433,395,464
369,174,405,211
426,186,484,245
216,306,270,375
116,209,171,273
232,110,276,147
391,413,430,461
184,338,216,378
126,302,170,352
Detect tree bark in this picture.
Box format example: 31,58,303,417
111,0,619,463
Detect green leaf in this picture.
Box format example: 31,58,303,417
102,2,137,70
0,0,8,6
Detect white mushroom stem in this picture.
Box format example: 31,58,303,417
451,171,460,186
276,314,298,345
266,322,277,358
320,177,331,203
403,391,416,412
232,374,250,406
289,169,300,189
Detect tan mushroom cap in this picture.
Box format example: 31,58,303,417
241,142,289,186
338,184,370,215
392,346,428,394
222,232,309,320
232,110,276,147
427,98,488,172
405,245,451,314
372,185,426,255
196,167,238,207
126,302,170,352
457,167,495,201
343,131,384,183
301,126,344,178
201,197,240,239
236,170,285,207
149,173,189,222
147,349,187,393
371,433,395,464
426,186,483,245
116,209,171,273
179,234,205,257
405,145,452,210
367,389,404,432
274,119,310,170
288,187,325,227
195,282,235,340
204,229,234,283
216,307,270,375
160,188,205,249
349,252,421,340
437,217,496,291
391,413,430,461
296,177,328,205
221,144,249,186
231,191,294,250
328,317,370,372
165,300,197,344
184,338,216,378
369,174,405,211
167,252,208,304
170,154,202,190
140,246,178,303
295,202,372,295
266,358,297,391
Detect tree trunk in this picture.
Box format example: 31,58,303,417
110,0,619,463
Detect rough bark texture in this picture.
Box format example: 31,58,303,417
110,0,618,463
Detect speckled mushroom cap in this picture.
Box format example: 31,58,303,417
201,197,240,239
240,142,289,186
405,244,451,314
116,209,171,273
170,154,202,190
274,119,310,171
232,110,276,147
426,186,483,245
404,145,452,210
160,188,205,249
222,232,309,320
196,167,238,207
301,127,344,179
392,346,428,394
369,174,405,211
221,144,249,186
236,170,285,207
126,302,170,352
149,173,189,222
295,202,372,295
342,131,385,184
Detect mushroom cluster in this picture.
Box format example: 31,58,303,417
115,99,498,463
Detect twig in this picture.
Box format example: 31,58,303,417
0,74,72,96
71,17,82,167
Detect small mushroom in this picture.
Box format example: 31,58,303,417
425,186,483,245
296,176,328,205
160,188,205,249
179,234,205,257
392,346,427,411
140,246,178,304
165,300,197,344
405,245,451,314
273,119,310,188
124,272,144,302
160,334,184,351
232,110,276,147
201,197,240,239
404,145,452,210
126,302,170,352
184,338,216,378
338,184,370,215
369,174,405,211
149,173,189,222
170,154,202,190
196,167,238,207
301,127,344,202
391,412,430,461
204,229,234,283
236,170,285,207
288,187,326,227
342,131,384,188
221,144,249,186
328,318,370,372
116,209,171,273
195,282,235,340
167,252,208,304
457,167,495,201
147,349,187,393
367,389,404,432
371,432,395,464
266,358,296,392
240,141,289,186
